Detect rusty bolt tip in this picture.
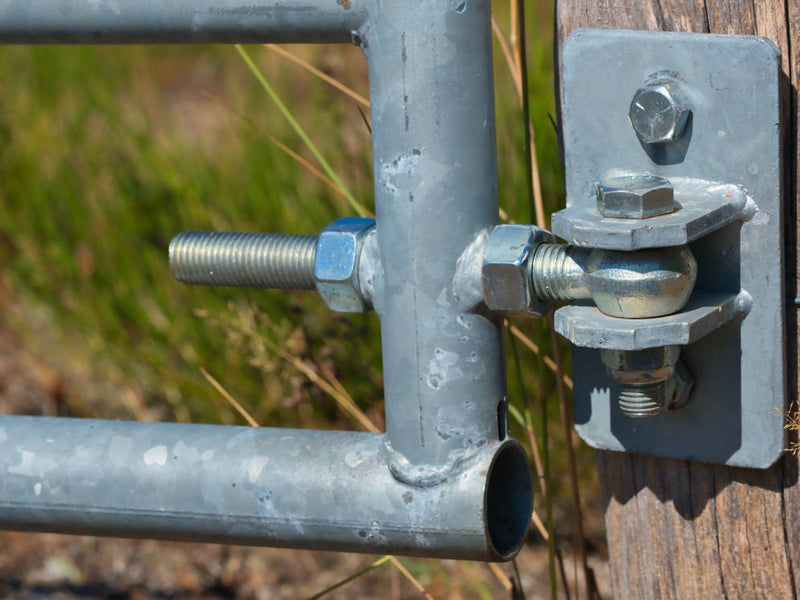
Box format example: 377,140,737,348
629,82,691,144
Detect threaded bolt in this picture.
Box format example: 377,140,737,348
530,243,592,302
600,347,681,419
169,231,317,290
617,382,667,417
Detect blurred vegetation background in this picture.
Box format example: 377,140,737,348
0,0,606,596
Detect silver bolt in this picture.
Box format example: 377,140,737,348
169,217,376,313
596,173,676,219
481,224,555,317
169,231,317,289
629,82,691,144
600,346,682,418
529,243,591,302
529,243,696,319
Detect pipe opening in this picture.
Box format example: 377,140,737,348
485,442,533,560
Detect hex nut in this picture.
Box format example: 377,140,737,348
482,224,554,316
600,346,685,417
667,359,694,411
628,82,691,144
596,173,675,219
600,346,681,379
314,217,375,313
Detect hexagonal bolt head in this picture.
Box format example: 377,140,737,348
629,82,691,144
314,217,375,313
600,346,688,418
482,224,554,316
596,173,676,219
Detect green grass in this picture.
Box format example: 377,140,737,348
0,43,381,427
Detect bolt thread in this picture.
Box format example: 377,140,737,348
169,231,318,290
530,243,591,301
618,382,667,418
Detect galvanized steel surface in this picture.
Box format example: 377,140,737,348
0,0,370,44
482,224,554,316
0,416,532,560
595,173,676,219
561,29,784,467
628,82,691,145
530,244,696,319
169,231,318,289
555,290,750,350
362,0,508,474
583,246,697,319
314,217,375,313
552,177,752,251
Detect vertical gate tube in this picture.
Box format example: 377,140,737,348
0,0,369,44
0,416,531,560
364,1,506,475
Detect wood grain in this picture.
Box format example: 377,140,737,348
556,1,800,597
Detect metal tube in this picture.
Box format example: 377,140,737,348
0,0,370,44
0,416,531,560
363,0,506,477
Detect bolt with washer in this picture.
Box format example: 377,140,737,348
169,216,376,313
596,173,676,219
600,345,693,418
629,81,691,144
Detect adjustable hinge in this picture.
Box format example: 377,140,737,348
558,28,784,468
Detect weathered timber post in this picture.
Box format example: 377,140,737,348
556,1,800,598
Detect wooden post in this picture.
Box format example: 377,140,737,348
555,2,800,598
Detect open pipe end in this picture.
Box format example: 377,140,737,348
485,441,533,560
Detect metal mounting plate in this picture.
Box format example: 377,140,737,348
560,29,785,468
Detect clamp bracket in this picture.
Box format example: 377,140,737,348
559,29,785,468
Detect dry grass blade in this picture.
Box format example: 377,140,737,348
259,337,377,431
531,511,548,542
548,314,598,599
200,366,260,428
512,558,527,600
318,360,354,401
491,16,522,98
274,344,379,434
492,9,546,230
235,44,368,218
507,323,573,390
202,91,363,208
498,206,514,223
510,0,520,75
488,563,513,592
389,557,435,600
265,44,371,108
306,555,393,600
357,104,372,135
